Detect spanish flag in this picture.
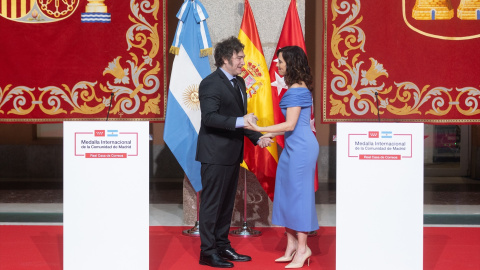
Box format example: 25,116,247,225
238,0,278,201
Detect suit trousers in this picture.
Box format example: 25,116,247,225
199,162,240,255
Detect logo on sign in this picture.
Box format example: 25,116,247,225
107,130,118,137
94,130,105,137
381,131,393,138
368,131,379,138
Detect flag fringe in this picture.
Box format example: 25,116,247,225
169,46,180,55
200,47,212,57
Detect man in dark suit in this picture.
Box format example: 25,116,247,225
195,36,272,268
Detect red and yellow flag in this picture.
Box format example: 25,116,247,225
238,0,278,201
269,0,306,148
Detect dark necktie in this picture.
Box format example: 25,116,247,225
230,78,244,103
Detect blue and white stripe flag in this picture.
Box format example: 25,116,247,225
170,0,212,57
164,0,212,192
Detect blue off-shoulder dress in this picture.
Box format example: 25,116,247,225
272,87,319,232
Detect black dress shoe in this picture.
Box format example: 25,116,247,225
199,253,234,268
218,247,252,262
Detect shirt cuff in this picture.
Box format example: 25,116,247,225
235,117,244,128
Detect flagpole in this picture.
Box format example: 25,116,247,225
230,168,261,237
182,191,201,236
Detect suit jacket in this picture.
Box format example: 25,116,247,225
195,68,262,165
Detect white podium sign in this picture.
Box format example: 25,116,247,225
63,121,149,270
336,123,423,270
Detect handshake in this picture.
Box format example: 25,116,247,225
243,113,274,148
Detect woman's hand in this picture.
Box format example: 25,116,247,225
245,117,261,131
260,133,275,140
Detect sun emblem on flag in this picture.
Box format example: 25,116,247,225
183,85,200,111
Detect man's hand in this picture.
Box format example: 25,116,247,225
243,113,258,128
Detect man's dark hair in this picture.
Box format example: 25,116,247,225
214,36,245,68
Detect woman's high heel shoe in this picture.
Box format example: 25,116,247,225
275,251,296,262
285,246,311,268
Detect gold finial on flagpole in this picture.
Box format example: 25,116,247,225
86,0,108,13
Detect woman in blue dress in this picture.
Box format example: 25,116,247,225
246,46,319,268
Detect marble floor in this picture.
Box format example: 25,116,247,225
0,177,479,227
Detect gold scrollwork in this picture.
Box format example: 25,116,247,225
38,81,105,115
98,0,162,118
0,85,36,115
455,86,480,115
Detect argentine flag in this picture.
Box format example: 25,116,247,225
164,0,212,192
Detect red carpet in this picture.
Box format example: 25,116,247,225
0,226,479,270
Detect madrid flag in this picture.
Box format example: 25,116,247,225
269,0,318,191
269,0,308,148
238,0,278,201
